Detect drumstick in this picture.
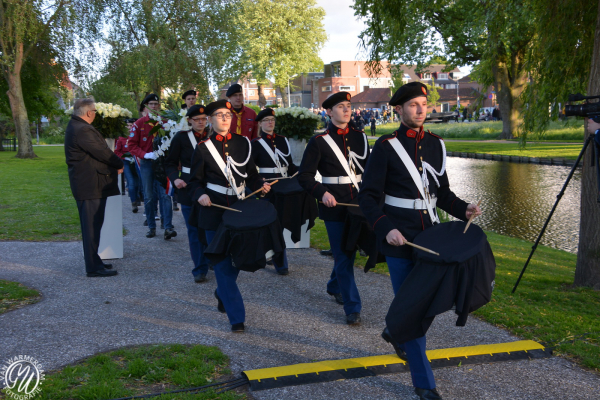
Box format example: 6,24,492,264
319,201,360,208
463,199,482,233
211,203,242,212
264,171,299,181
404,241,440,256
244,180,279,200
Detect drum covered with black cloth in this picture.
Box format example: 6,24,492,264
341,198,385,272
204,199,286,272
386,221,496,345
270,177,318,243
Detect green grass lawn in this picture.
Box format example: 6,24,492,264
0,146,81,241
374,119,585,141
444,142,583,160
0,280,41,314
310,219,600,371
1,344,245,400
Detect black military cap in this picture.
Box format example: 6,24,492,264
141,93,159,107
182,90,196,99
389,82,428,106
186,104,207,118
255,108,276,122
205,99,232,116
225,84,243,97
125,118,137,124
322,91,352,109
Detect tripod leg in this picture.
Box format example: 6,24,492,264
512,136,593,293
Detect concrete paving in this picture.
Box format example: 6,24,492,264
1,195,598,399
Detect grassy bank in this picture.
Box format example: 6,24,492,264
310,219,600,371
444,142,583,160
0,280,41,314
0,344,244,400
0,146,81,241
375,120,585,141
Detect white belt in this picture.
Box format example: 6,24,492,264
181,166,191,174
321,174,362,184
207,182,245,196
259,166,287,174
385,194,437,210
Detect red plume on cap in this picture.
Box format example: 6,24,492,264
199,107,204,113
421,87,427,95
271,109,275,115
346,93,351,101
226,102,232,109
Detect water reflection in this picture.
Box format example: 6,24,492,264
445,158,581,253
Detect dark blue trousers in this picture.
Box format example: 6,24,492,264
386,256,436,390
205,230,244,325
259,197,288,273
324,220,361,315
181,204,209,277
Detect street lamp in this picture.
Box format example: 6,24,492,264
287,74,298,107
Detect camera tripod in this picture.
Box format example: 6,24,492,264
512,131,599,293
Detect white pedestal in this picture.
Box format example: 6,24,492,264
99,174,124,259
283,220,310,248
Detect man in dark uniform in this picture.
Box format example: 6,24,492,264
188,99,271,333
358,82,481,400
251,108,299,275
164,105,211,283
298,91,370,325
226,83,258,140
65,98,123,277
181,89,196,110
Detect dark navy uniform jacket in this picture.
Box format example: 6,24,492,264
298,121,370,221
188,131,264,230
251,131,298,180
358,123,469,259
164,128,208,206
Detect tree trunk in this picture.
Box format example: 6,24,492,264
279,86,289,108
6,43,36,158
574,1,600,289
257,85,267,109
492,52,528,140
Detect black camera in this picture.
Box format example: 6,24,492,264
564,93,600,118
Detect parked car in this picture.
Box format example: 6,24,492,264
478,107,495,121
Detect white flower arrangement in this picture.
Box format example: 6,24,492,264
148,108,191,157
273,106,320,140
64,102,133,119
65,102,133,139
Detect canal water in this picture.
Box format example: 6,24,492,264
445,158,581,253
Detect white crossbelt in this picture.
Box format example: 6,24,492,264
321,134,367,192
181,166,191,174
259,166,288,174
321,174,362,184
206,182,245,196
257,137,290,177
385,194,437,210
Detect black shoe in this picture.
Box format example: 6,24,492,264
132,203,138,213
143,220,148,226
277,269,289,276
381,328,407,361
164,228,177,240
102,263,113,270
87,269,118,277
415,388,442,400
146,228,156,238
194,273,207,283
231,323,245,333
214,290,226,313
346,312,361,325
320,249,333,256
327,291,344,305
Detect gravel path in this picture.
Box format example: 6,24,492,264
1,195,598,399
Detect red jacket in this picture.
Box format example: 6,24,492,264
127,115,159,158
230,106,258,140
114,137,129,158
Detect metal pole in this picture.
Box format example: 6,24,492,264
287,78,291,107
512,134,594,293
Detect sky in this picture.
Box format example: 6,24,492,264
316,0,367,64
316,0,473,74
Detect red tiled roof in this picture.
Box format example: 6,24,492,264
350,88,391,103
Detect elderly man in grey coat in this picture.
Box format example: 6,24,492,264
65,98,124,277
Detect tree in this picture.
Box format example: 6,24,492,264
0,0,101,158
231,0,326,106
353,0,536,139
426,78,440,111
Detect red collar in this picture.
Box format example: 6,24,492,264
215,132,232,142
336,127,349,135
193,129,207,139
265,132,275,140
402,123,425,140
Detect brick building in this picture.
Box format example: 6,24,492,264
219,78,281,106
